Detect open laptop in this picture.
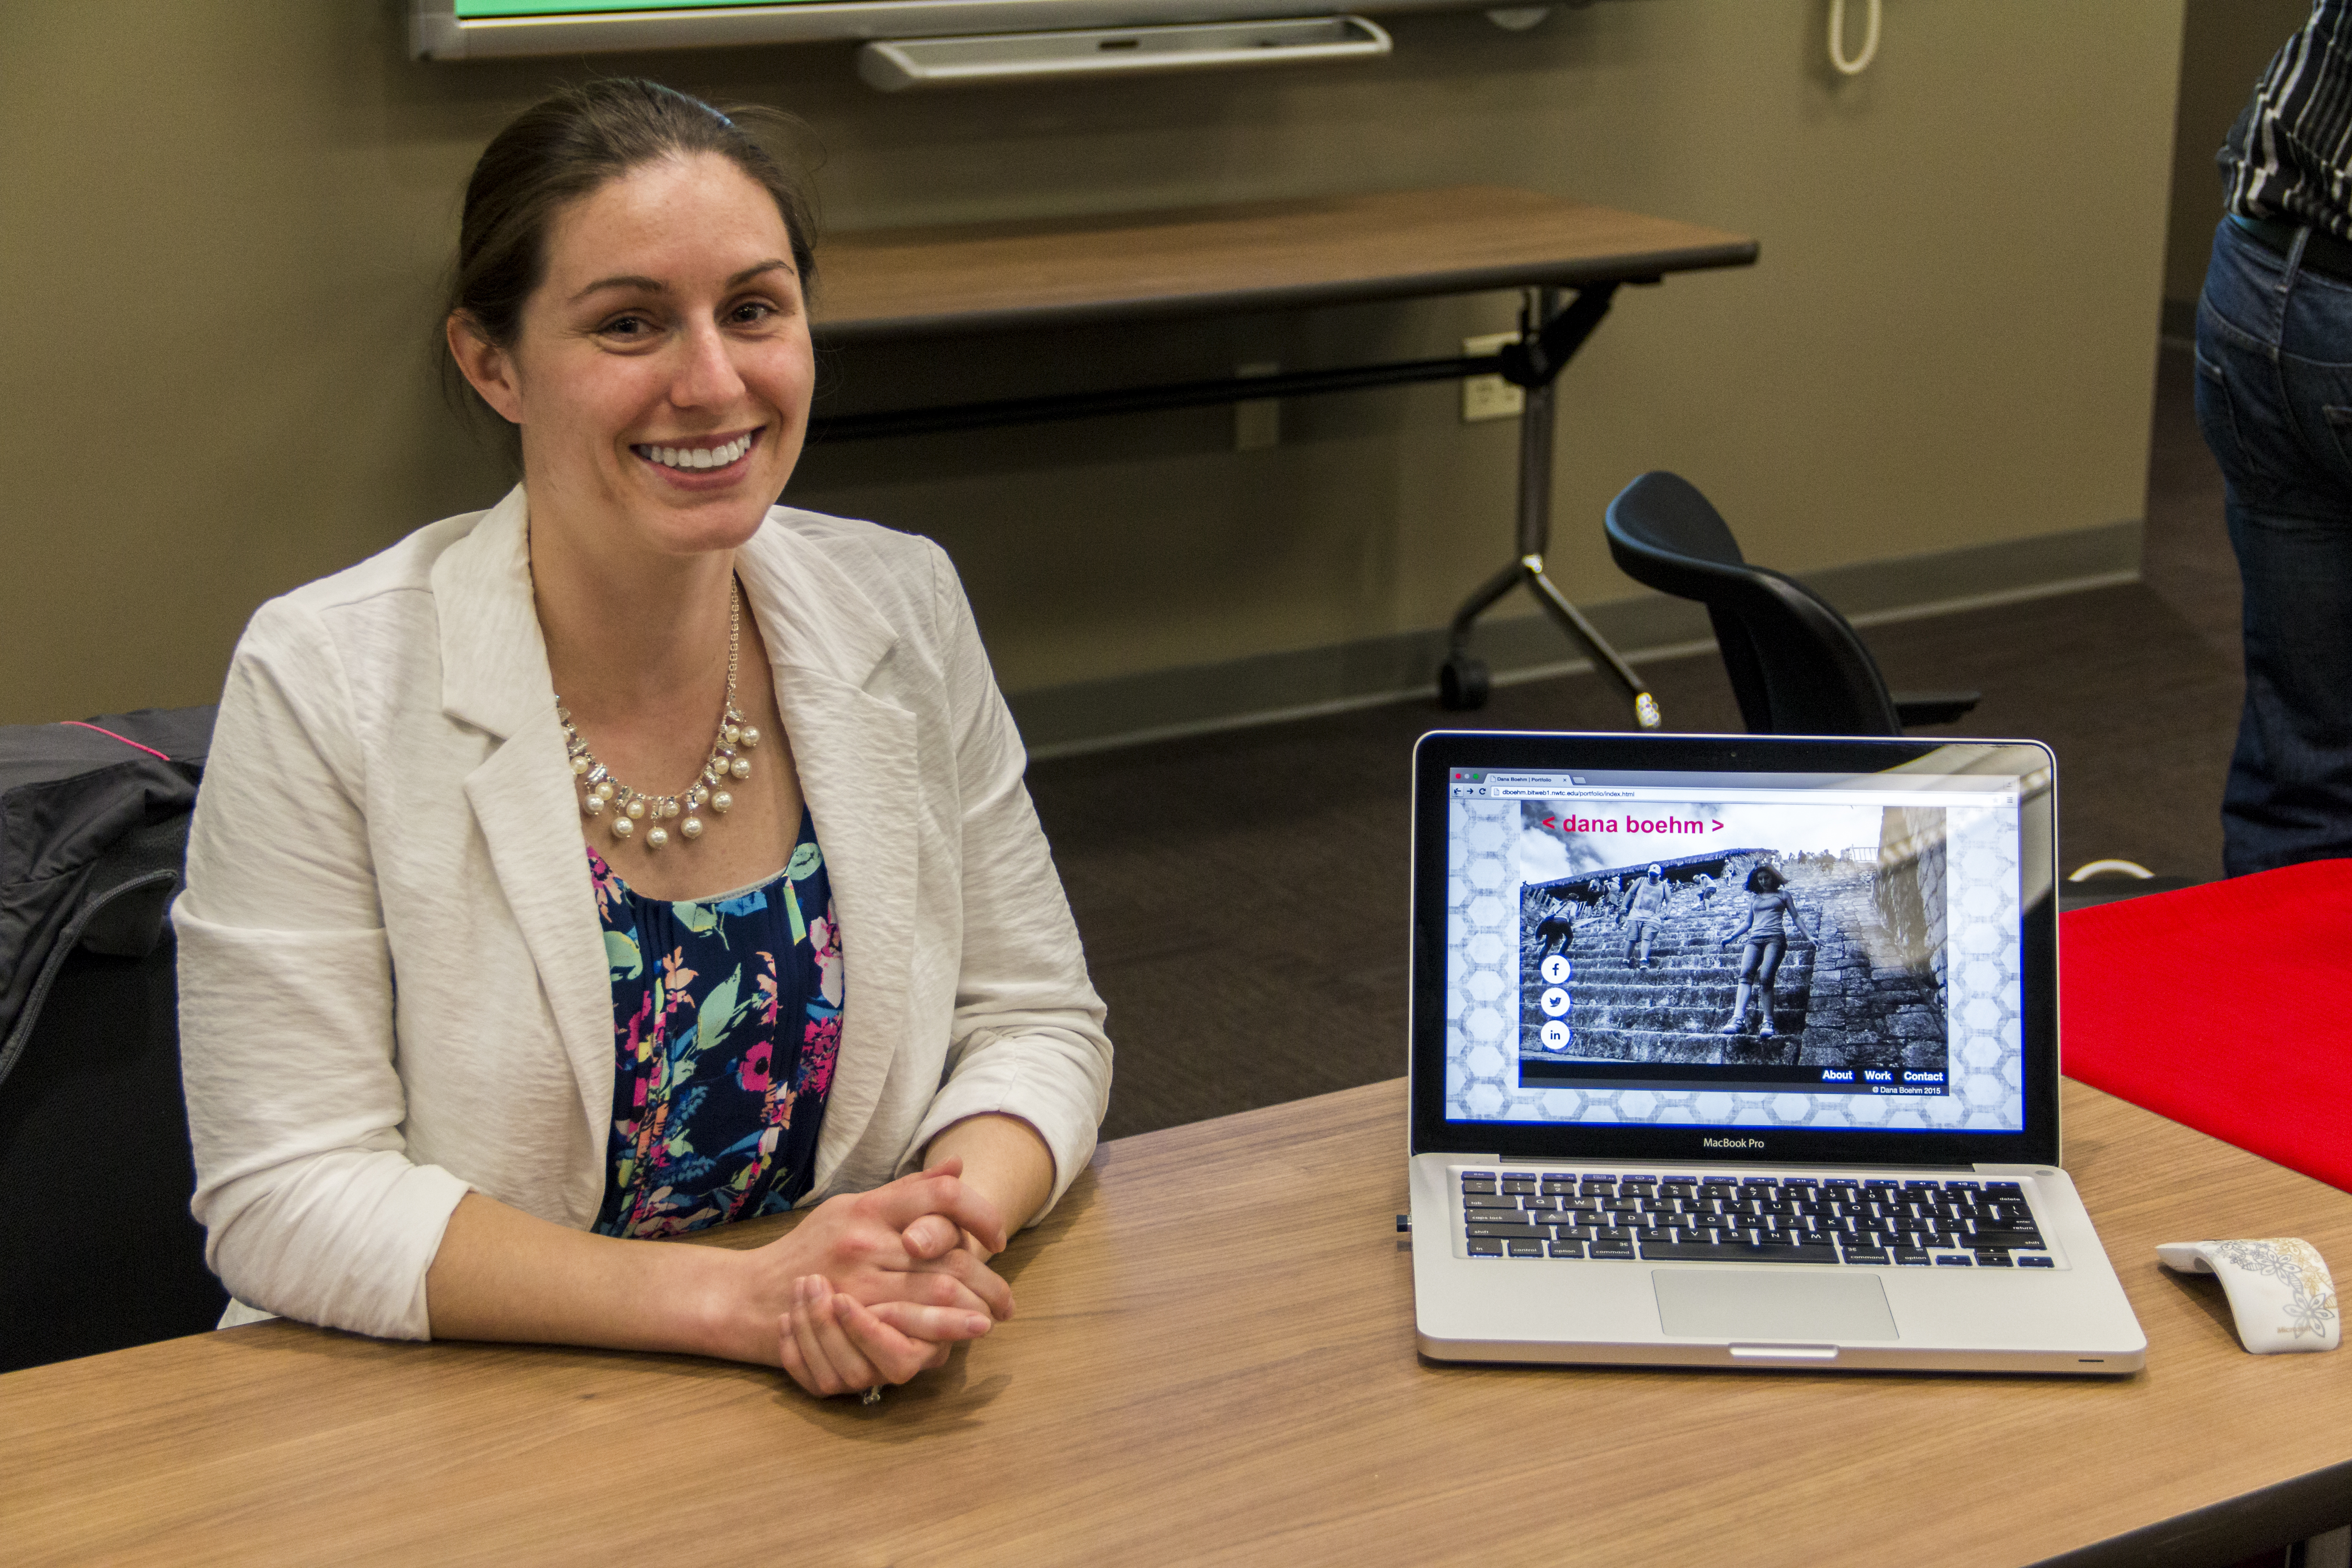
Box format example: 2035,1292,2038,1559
1408,731,2147,1374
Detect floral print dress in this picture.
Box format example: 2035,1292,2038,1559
588,807,843,1238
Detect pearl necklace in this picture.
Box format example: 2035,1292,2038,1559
556,578,761,852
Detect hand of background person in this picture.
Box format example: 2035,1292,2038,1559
763,1158,1014,1397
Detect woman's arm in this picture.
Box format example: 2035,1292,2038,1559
179,598,475,1338
1718,903,1755,946
893,542,1113,1210
1783,891,1816,942
427,1160,1013,1370
924,1113,1057,1247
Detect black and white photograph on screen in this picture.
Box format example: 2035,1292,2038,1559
1513,798,1950,1084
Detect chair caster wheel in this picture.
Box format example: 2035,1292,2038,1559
1439,653,1490,710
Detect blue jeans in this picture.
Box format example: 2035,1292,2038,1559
2194,217,2352,876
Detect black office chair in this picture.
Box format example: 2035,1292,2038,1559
1604,472,1979,736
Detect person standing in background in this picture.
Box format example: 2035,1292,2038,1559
2197,1,2352,875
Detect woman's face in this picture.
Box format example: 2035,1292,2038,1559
453,152,814,562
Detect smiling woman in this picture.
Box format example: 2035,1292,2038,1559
171,80,1112,1400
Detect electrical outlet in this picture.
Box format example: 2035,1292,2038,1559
1461,333,1524,423
1235,361,1281,450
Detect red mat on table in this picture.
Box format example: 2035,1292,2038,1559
2062,858,2352,1193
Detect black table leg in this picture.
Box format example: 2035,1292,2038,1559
1436,286,1662,729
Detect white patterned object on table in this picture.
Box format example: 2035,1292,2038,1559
2156,1238,2340,1355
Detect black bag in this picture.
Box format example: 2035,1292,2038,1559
0,707,214,1084
0,707,227,1369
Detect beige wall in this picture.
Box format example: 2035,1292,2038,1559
0,0,2181,723
2164,0,2309,312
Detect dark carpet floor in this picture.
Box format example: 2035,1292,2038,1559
1026,344,2246,1141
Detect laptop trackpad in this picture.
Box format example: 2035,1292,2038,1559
1653,1269,1899,1341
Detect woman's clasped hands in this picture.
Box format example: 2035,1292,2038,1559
763,1157,1013,1398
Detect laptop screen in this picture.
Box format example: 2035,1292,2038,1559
1411,734,2060,1166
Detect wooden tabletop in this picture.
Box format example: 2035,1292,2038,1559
6,1078,2347,1567
812,185,1758,342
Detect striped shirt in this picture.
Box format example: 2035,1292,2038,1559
2220,0,2352,240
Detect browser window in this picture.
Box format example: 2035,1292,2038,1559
1440,768,2027,1134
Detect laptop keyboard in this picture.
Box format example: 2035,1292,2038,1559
1458,1170,2056,1268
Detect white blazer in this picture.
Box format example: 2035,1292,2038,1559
175,488,1112,1340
